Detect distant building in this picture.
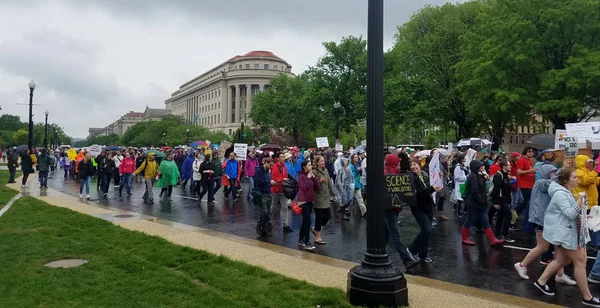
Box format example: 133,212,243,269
89,111,145,137
143,106,170,121
165,50,295,135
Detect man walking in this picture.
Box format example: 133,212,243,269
7,149,18,184
224,152,239,200
209,151,222,203
271,152,293,233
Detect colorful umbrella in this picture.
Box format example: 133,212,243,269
191,141,209,147
146,149,167,158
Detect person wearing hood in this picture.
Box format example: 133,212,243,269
407,158,441,263
532,169,600,306
350,154,367,217
335,157,355,220
451,155,468,215
180,151,195,191
133,152,158,204
118,151,136,196
284,152,299,181
244,150,259,200
398,148,411,173
383,154,419,270
7,149,18,184
95,150,107,191
461,160,504,246
572,155,599,210
515,164,577,286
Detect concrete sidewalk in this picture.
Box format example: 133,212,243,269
5,177,558,308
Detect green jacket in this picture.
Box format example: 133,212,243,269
312,167,333,209
211,157,223,176
37,154,52,172
21,154,34,173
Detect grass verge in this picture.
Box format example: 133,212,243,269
0,170,21,207
0,196,352,308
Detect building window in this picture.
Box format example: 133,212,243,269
246,64,250,69
510,136,513,144
264,64,269,69
254,63,259,69
239,65,242,69
274,65,278,70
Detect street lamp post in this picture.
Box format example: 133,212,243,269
28,80,36,151
185,128,189,146
240,120,245,143
333,101,341,142
44,110,49,149
347,0,408,307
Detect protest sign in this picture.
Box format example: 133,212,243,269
233,143,248,160
384,173,416,210
316,137,329,148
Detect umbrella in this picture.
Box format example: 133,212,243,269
15,144,28,155
260,144,281,150
413,150,431,158
436,149,451,157
456,138,492,147
526,134,554,147
104,145,121,151
190,141,209,147
146,149,167,158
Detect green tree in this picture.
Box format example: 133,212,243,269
251,74,320,145
387,2,484,139
457,0,600,130
0,114,25,131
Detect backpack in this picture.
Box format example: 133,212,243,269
282,177,298,200
488,172,503,196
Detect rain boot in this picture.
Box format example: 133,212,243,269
461,227,475,245
484,228,505,246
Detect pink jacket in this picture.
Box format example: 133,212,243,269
119,157,136,174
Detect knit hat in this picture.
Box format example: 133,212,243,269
511,152,521,158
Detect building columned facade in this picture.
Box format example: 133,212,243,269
165,50,295,135
88,107,170,138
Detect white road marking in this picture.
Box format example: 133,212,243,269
0,193,22,219
504,245,597,260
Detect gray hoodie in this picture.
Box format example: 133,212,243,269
529,164,559,226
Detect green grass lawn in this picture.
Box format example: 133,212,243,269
0,197,353,308
0,170,21,207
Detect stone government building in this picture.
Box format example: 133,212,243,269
88,107,170,137
165,50,295,135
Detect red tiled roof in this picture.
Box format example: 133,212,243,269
230,50,283,62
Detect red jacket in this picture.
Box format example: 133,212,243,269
119,157,136,174
270,161,288,193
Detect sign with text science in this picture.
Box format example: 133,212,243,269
384,173,416,210
564,136,579,157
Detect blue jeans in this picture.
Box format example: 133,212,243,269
384,210,414,265
119,173,132,194
8,167,16,183
79,176,91,195
247,176,255,197
39,171,49,187
463,207,491,229
511,188,523,210
409,208,433,258
590,252,600,280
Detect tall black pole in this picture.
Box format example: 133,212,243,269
336,111,340,140
28,88,34,151
348,0,408,306
44,113,49,149
241,122,245,143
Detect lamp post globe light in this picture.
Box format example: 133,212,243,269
44,110,49,149
28,80,36,151
347,0,408,307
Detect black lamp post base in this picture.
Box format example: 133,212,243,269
347,254,408,307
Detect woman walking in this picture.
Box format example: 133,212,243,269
297,160,320,251
452,155,468,215
101,153,115,198
312,155,334,245
461,160,504,246
20,149,34,188
514,164,576,285
196,155,214,205
78,153,94,200
192,152,203,196
407,159,440,263
157,152,180,200
335,158,355,220
533,169,600,307
349,154,367,217
489,159,516,243
118,151,136,196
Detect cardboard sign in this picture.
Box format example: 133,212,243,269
220,141,232,151
555,129,568,150
335,143,343,151
233,143,248,160
66,148,77,160
316,137,329,148
428,151,444,189
564,136,579,157
384,173,416,209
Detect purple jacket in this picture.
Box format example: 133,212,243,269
245,157,259,177
297,171,321,203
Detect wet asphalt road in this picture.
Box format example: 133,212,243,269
43,172,600,307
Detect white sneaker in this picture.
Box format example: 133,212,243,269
86,195,91,200
556,274,577,286
589,276,600,284
79,194,83,199
514,262,529,279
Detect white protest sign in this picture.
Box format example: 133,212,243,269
316,137,329,148
335,143,343,151
555,129,568,150
88,144,102,157
564,136,579,157
429,151,444,189
447,143,453,153
233,143,248,160
566,122,600,142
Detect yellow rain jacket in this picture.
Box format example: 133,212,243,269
134,154,158,179
573,155,600,208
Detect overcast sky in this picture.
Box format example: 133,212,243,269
0,0,461,138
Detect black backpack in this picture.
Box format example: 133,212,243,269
282,177,298,200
